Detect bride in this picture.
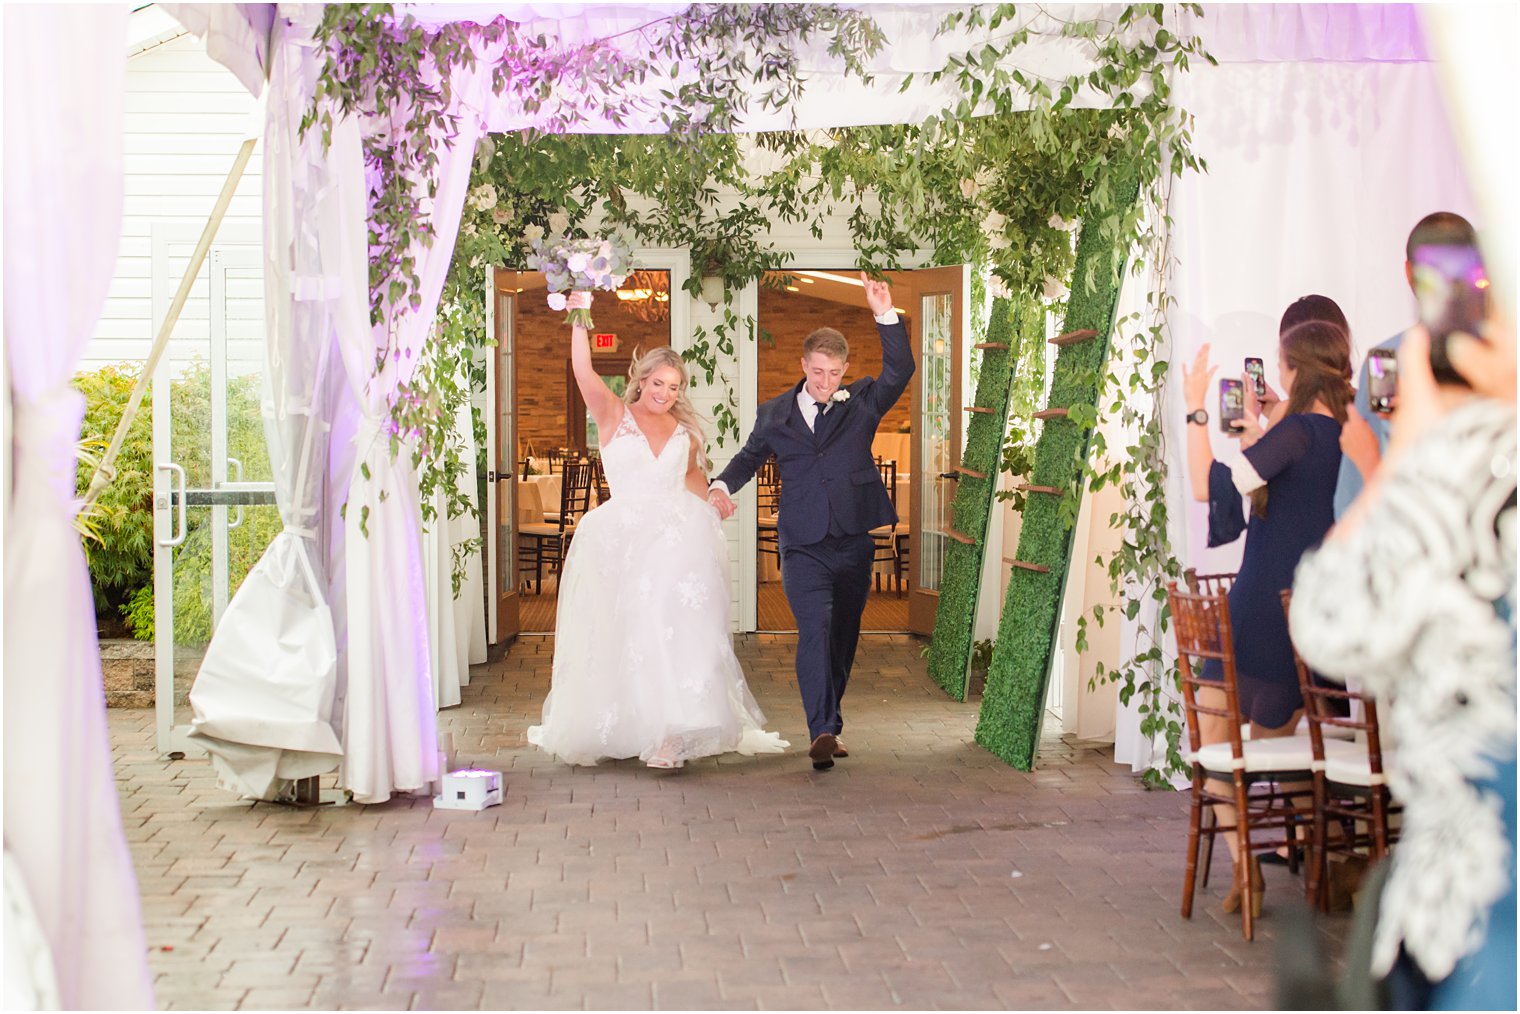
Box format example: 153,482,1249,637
527,295,788,769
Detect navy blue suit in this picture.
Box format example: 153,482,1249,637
716,319,914,740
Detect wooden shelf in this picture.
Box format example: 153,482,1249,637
953,466,988,480
1003,559,1051,573
965,406,995,415
973,342,1010,351
1017,484,1063,495
945,529,976,545
1049,328,1100,347
1033,408,1069,420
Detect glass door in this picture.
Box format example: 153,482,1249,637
486,268,521,643
907,266,967,635
151,228,277,756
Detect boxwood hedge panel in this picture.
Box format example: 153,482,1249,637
974,170,1140,769
925,297,1019,700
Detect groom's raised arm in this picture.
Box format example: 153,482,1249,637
869,316,913,414
859,272,914,415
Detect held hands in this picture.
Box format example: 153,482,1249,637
861,272,893,317
707,487,736,520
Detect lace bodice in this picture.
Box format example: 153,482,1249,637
601,409,690,500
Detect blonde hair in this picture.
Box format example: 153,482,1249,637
624,346,710,472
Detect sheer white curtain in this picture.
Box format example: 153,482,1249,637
1,5,154,1007
1108,16,1476,771
187,19,356,799
425,352,488,714
339,104,484,802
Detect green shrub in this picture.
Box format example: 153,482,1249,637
74,364,154,619
76,360,281,643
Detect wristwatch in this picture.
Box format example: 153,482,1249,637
1186,409,1209,426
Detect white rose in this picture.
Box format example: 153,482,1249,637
492,207,514,225
988,232,1012,251
547,212,570,235
566,252,589,273
830,389,851,403
523,224,545,245
1043,275,1069,300
471,184,497,211
461,220,477,237
987,275,1012,300
959,177,979,200
981,209,1006,233
546,292,568,311
1048,213,1077,232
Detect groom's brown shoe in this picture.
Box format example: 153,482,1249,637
809,733,838,770
833,740,849,758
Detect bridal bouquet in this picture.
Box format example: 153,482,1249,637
524,223,631,328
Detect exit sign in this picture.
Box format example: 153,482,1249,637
592,332,619,353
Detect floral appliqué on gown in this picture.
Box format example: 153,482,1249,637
527,410,788,765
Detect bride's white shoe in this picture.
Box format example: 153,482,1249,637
646,740,685,770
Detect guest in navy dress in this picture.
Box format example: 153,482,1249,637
1181,315,1355,911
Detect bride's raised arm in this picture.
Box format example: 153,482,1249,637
567,305,623,438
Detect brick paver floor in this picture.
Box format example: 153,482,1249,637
112,634,1349,1010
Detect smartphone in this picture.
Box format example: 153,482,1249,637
1244,357,1266,398
1219,378,1245,433
1411,243,1488,388
1367,348,1398,414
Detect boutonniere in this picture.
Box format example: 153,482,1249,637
830,390,851,404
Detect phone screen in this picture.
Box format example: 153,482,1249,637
1244,358,1266,397
1219,378,1244,433
1367,349,1397,414
1412,243,1488,387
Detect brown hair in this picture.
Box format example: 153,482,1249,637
1250,319,1354,519
1278,294,1349,340
1405,211,1476,262
802,327,849,361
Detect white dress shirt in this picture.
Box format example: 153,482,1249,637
709,310,899,498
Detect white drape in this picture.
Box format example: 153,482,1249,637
338,100,484,803
186,19,353,799
425,355,488,714
1104,37,1476,771
2,5,154,1008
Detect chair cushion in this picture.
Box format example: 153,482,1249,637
1190,734,1316,774
1325,748,1394,788
520,523,563,537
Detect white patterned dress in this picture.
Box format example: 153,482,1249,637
1289,398,1516,981
528,410,788,766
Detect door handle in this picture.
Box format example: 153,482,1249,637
938,471,960,481
487,470,512,482
225,456,244,529
157,462,187,547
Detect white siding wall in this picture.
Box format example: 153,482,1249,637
87,33,263,369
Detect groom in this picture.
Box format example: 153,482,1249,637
708,273,913,770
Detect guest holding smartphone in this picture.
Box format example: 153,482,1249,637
1180,316,1355,913
1289,255,1515,1009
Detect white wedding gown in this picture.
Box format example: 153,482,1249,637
528,410,789,766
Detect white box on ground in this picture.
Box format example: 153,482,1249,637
433,768,503,811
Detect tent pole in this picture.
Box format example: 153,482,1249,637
82,135,258,510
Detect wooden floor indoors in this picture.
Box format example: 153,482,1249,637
519,578,910,634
